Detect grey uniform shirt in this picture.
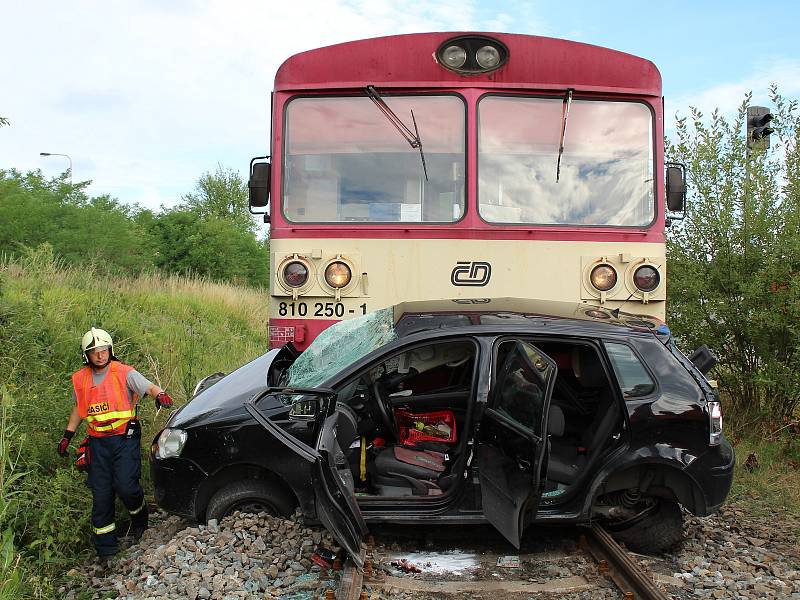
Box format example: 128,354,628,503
71,364,153,405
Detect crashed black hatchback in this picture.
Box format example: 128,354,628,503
151,299,734,562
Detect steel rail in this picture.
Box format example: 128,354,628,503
580,524,671,600
336,545,366,600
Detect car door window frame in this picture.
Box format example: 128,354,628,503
602,339,660,401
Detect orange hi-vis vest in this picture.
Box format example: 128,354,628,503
72,361,138,437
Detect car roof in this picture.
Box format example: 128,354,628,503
392,298,664,339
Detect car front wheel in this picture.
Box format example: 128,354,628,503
205,480,295,523
606,499,683,554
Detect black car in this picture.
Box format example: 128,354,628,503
150,298,734,562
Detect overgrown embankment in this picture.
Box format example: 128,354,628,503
0,245,269,598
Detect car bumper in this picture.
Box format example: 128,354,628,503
687,437,735,515
150,456,207,520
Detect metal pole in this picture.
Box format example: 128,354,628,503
39,152,73,185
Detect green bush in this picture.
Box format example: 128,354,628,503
667,87,800,431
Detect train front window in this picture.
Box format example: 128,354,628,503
478,96,655,226
283,95,465,223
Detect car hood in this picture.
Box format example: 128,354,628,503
167,349,284,429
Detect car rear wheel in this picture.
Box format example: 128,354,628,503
606,499,683,554
205,480,295,523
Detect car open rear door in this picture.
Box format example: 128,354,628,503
245,390,368,567
478,340,555,548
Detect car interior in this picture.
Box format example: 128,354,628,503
326,337,624,504
332,339,477,498
537,341,625,500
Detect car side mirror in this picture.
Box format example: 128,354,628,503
289,397,319,421
249,159,271,213
688,344,717,375
666,163,686,214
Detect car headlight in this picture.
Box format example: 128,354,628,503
154,428,188,459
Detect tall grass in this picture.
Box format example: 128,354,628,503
0,244,269,598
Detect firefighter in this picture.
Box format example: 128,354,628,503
57,328,174,559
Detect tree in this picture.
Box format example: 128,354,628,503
180,164,256,234
151,209,267,287
0,169,154,274
667,87,800,425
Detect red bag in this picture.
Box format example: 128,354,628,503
75,437,90,472
395,409,457,445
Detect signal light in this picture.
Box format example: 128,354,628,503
633,265,660,292
283,261,309,287
590,264,617,292
747,106,774,150
325,261,351,289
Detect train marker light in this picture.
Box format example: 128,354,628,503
590,264,617,292
441,45,467,69
436,35,508,74
633,265,660,292
476,45,501,69
325,261,352,289
283,261,309,287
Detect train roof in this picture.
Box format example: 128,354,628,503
275,32,662,96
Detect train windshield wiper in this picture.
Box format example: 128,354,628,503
556,88,574,183
365,85,428,181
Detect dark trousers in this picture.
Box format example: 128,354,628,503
87,434,148,556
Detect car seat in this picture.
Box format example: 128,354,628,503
546,348,620,485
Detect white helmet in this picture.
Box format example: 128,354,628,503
81,328,115,364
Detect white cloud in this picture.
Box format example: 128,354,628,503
3,1,543,210
666,59,800,130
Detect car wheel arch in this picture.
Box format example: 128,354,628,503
584,460,708,517
195,462,302,521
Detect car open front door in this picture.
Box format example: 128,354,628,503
478,340,555,548
245,390,368,567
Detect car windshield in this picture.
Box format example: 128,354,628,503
283,95,465,223
478,96,654,226
285,307,397,390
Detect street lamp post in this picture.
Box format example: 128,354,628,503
39,152,73,185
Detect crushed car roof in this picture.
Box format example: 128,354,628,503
286,299,665,388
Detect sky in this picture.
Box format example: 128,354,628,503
2,0,799,211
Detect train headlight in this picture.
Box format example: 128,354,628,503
633,265,660,292
441,45,467,69
283,261,309,287
476,45,501,69
325,261,351,289
590,264,617,292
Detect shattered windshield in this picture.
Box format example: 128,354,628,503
285,307,397,390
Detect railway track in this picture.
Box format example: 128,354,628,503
335,524,672,599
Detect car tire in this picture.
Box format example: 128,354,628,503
607,500,683,554
205,480,295,523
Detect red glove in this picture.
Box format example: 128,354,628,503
155,391,173,409
58,430,75,457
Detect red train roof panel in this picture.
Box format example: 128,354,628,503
275,32,662,96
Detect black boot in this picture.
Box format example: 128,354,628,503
131,503,149,540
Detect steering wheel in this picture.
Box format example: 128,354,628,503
371,379,399,440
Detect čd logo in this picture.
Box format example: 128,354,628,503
451,261,492,287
